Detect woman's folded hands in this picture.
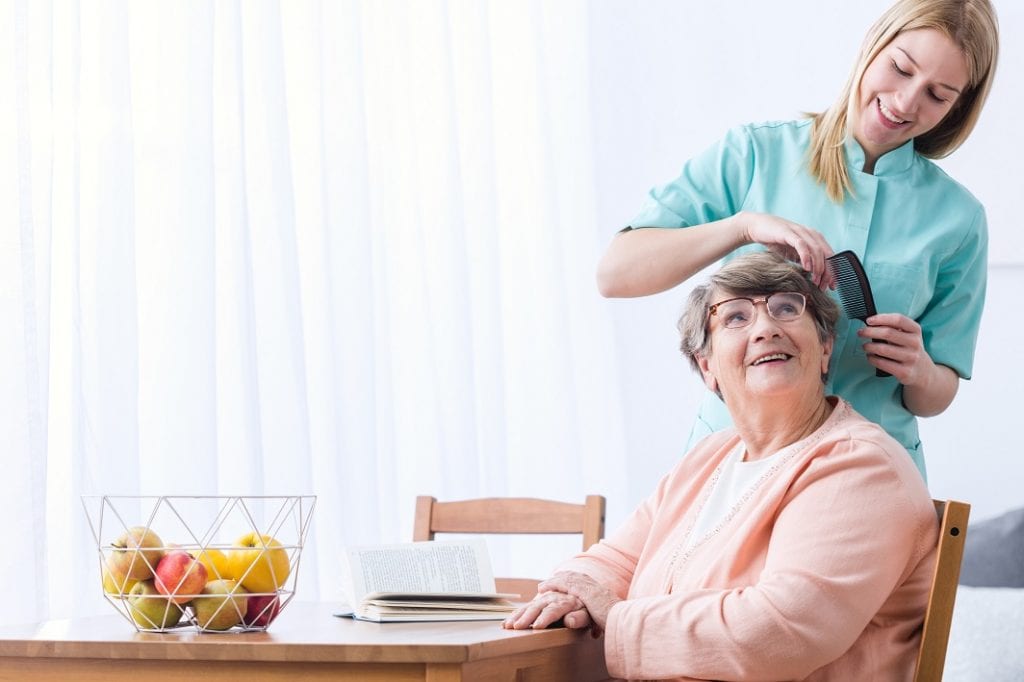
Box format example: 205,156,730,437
502,571,620,638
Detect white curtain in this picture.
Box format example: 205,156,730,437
1,0,629,625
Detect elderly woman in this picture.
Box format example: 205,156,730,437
505,252,939,681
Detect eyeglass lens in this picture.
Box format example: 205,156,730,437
712,293,806,329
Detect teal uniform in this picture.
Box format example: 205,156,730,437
630,119,987,479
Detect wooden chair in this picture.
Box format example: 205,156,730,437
913,499,970,682
413,495,606,601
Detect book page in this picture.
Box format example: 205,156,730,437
344,539,497,602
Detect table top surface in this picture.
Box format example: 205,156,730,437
0,601,596,664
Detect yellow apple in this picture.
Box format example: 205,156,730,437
191,579,249,630
226,533,290,593
108,526,165,581
194,547,231,581
102,561,140,596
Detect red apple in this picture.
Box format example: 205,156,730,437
242,593,281,627
154,549,208,604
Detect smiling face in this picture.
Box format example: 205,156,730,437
853,28,969,170
697,289,833,408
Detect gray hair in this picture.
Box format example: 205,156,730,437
678,251,840,374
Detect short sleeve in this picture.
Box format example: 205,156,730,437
628,124,758,229
919,204,987,379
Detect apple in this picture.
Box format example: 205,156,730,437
194,547,231,581
242,593,281,627
191,579,250,631
154,549,208,604
102,560,140,596
226,533,290,593
108,526,165,581
126,580,185,629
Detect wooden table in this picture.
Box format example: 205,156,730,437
0,602,610,681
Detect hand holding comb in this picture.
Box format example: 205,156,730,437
826,250,891,378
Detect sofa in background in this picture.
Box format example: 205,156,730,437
943,505,1024,681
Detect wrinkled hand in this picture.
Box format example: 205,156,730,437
538,571,620,632
502,589,591,631
740,211,834,289
858,313,931,383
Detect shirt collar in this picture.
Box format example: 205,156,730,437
844,135,916,176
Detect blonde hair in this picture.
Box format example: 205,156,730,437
809,0,999,202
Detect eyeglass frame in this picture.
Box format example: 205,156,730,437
707,292,809,329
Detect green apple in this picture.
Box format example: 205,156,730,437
226,533,290,593
108,526,165,581
191,579,250,631
126,580,185,630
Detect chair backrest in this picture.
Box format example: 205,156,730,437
913,499,970,682
413,495,606,601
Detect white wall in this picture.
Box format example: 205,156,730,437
587,0,1024,524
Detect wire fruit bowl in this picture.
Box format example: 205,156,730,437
82,495,316,633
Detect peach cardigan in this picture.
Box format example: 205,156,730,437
558,398,937,681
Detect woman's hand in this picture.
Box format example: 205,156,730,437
738,211,835,289
859,313,959,416
536,571,621,632
858,313,930,383
502,589,591,631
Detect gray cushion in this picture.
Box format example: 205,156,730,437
944,586,1024,681
959,507,1024,588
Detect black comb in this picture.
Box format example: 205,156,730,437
827,250,890,378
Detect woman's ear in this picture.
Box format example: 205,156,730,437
697,354,718,394
821,336,834,375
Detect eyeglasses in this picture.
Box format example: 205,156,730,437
708,292,807,329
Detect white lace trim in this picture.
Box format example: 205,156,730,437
663,399,848,590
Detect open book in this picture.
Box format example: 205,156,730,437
339,539,519,622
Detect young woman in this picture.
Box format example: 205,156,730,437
597,0,999,478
